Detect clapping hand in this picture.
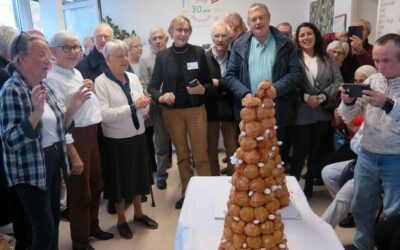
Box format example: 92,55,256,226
159,92,175,105
82,79,94,91
135,95,151,109
31,85,48,115
68,85,91,114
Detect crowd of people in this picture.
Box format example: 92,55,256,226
0,2,399,250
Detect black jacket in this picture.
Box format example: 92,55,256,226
148,44,212,109
76,47,109,82
204,49,235,121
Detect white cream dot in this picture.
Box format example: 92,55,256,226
248,191,254,197
234,217,239,221
269,214,275,220
265,129,270,135
264,188,271,194
256,136,264,141
240,131,246,136
221,239,227,243
253,219,260,224
258,162,264,168
243,243,247,248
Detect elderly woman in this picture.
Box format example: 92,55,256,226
148,15,212,209
94,39,157,239
326,40,351,82
0,32,89,250
124,36,143,73
46,30,113,250
291,23,343,199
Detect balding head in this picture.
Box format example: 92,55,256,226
224,12,246,40
93,23,114,53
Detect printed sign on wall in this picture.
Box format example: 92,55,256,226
181,0,225,27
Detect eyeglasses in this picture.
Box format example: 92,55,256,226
175,28,191,34
330,50,345,56
213,34,228,39
110,54,128,60
57,45,82,53
95,35,111,40
151,36,165,41
131,44,143,49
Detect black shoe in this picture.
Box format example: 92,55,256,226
141,196,147,203
107,201,116,214
339,213,355,228
220,167,229,175
117,222,132,239
73,246,95,250
344,244,359,250
89,229,114,240
60,208,69,222
134,215,158,229
157,178,167,190
175,197,184,209
222,157,228,163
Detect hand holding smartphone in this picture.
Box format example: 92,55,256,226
347,26,363,40
343,83,371,97
188,78,198,88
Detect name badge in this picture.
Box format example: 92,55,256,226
187,62,199,70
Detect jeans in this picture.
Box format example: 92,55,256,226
15,142,63,250
352,149,400,250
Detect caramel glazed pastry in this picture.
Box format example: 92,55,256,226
219,80,291,250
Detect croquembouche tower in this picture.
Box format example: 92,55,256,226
218,80,291,250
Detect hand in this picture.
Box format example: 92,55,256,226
344,119,357,133
68,85,91,114
317,94,325,103
334,108,342,121
186,81,205,95
159,92,175,105
335,30,347,41
362,89,387,108
349,35,363,53
31,85,48,115
212,79,219,87
135,95,151,109
306,95,321,109
82,79,94,91
143,113,150,120
70,154,84,176
339,84,356,104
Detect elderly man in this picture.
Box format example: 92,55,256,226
138,28,171,190
324,19,374,82
224,12,247,47
76,23,113,81
225,3,302,165
277,22,292,40
204,22,238,176
339,33,400,250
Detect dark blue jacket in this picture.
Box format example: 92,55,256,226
76,46,109,82
224,26,303,126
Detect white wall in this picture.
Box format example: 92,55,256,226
353,0,378,42
100,0,310,52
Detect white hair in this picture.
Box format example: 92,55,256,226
49,30,80,48
149,27,166,39
0,26,18,56
326,40,350,57
355,65,377,78
211,22,232,40
103,39,128,57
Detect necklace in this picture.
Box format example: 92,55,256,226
172,46,189,54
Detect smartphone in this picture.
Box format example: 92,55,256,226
188,78,198,88
343,83,371,97
347,26,363,40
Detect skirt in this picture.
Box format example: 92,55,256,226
102,133,154,203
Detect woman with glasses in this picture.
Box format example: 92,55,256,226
0,32,90,250
94,40,157,239
124,36,143,74
326,40,351,82
46,30,113,250
291,23,343,199
148,15,212,209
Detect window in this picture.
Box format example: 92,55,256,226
0,0,17,28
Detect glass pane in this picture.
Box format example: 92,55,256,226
63,0,87,4
0,0,16,27
64,5,98,44
30,0,43,33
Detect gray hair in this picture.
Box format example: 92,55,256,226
211,22,232,40
149,27,166,40
49,30,80,48
277,22,292,31
226,12,246,31
326,40,350,57
248,3,270,18
93,23,114,37
0,26,18,56
9,32,47,71
103,39,128,57
375,33,400,61
355,19,372,34
83,36,93,48
124,36,142,49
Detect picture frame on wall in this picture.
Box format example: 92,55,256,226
333,14,347,32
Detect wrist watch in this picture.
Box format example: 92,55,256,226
381,98,394,114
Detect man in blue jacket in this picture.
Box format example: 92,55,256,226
225,2,303,164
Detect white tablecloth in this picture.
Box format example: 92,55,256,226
174,176,343,250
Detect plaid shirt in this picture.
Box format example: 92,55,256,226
0,71,72,190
